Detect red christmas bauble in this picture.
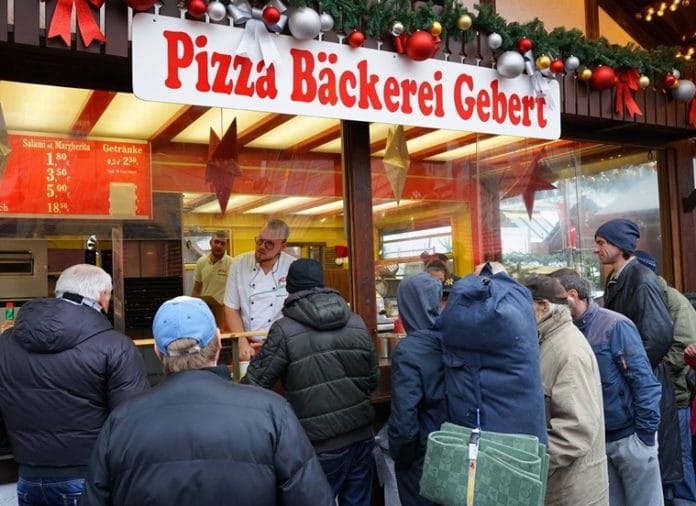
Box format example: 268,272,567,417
517,37,533,53
406,30,436,61
549,59,564,74
590,65,616,90
347,30,365,48
187,0,207,17
124,0,157,10
262,5,281,25
663,74,677,88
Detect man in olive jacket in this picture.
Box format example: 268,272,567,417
245,259,379,506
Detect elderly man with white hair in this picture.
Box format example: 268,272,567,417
0,264,149,506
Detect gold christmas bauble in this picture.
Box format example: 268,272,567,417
579,68,592,81
671,79,681,89
535,55,551,70
638,75,650,89
430,21,442,37
457,14,473,31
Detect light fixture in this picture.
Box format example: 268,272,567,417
192,194,261,213
244,196,319,214
294,200,344,215
372,199,418,213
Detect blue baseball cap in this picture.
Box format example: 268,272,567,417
152,296,216,356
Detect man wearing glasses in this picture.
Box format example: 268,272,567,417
224,219,295,360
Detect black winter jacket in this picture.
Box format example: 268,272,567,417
81,367,334,506
0,298,149,469
245,287,379,452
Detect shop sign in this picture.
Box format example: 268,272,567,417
133,14,560,140
0,134,151,218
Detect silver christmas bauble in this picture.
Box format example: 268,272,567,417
288,7,322,40
672,68,681,80
320,12,334,32
671,79,696,102
207,1,227,22
391,21,404,37
496,50,525,78
487,32,502,50
564,55,580,72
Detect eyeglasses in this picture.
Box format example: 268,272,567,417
254,236,286,249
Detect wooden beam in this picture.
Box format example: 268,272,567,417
69,90,117,136
284,123,341,155
584,0,600,39
237,113,294,146
149,105,210,147
598,0,662,48
410,133,481,161
341,120,377,342
369,126,433,153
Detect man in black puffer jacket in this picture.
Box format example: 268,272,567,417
0,264,150,506
245,258,379,506
81,296,333,506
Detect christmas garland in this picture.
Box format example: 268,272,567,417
174,1,693,77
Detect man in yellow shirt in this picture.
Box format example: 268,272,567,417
192,230,233,327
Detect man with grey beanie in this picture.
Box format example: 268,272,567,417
594,218,683,500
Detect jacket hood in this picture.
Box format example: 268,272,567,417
10,298,113,353
396,272,442,333
283,287,351,330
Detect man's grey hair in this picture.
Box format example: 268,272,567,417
265,219,290,240
549,268,591,301
55,264,112,301
161,338,219,374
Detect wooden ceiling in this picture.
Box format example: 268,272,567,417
600,0,696,53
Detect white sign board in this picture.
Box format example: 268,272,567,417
132,14,560,140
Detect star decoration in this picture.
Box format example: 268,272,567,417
501,148,556,219
383,125,410,204
205,119,241,214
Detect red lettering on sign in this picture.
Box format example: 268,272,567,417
164,30,194,89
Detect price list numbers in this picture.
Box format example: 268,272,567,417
45,151,71,214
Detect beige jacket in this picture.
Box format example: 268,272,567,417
538,307,609,506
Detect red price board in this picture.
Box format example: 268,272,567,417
0,134,151,218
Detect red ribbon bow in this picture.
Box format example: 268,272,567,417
48,0,107,47
615,68,643,118
689,98,696,128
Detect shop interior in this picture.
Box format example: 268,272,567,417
0,81,663,340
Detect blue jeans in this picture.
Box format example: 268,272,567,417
318,438,374,506
673,408,696,505
17,476,84,506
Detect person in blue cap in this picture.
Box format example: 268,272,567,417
81,295,333,506
594,218,682,500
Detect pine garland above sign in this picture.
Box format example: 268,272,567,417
173,1,693,75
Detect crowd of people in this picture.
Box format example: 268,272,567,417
0,217,695,506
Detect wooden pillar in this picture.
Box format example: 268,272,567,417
585,0,600,39
659,139,696,292
341,120,377,339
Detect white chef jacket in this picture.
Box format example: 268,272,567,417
224,251,295,338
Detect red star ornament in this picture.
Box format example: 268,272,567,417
501,149,556,219
205,119,242,214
